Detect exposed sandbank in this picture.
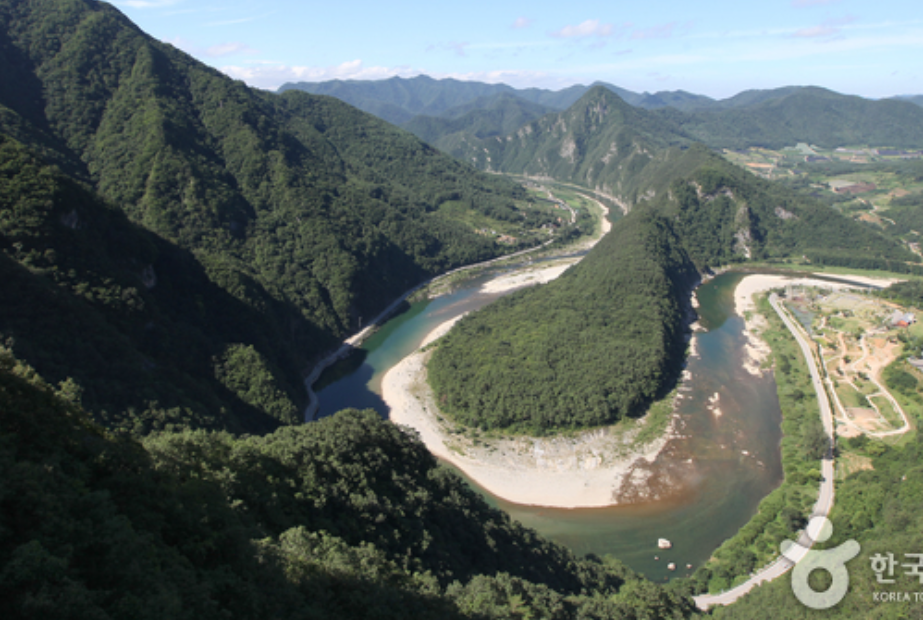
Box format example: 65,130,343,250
479,261,578,295
382,318,674,508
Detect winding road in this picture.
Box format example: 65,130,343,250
694,292,836,610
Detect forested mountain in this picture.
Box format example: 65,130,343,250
703,86,808,110
425,87,919,434
402,93,555,152
450,86,689,202
661,86,923,149
892,94,923,107
337,79,923,158
0,349,697,619
0,135,305,434
277,75,563,125
280,75,726,126
0,0,537,432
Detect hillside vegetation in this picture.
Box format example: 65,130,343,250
0,134,306,434
0,349,697,619
0,0,544,432
424,88,917,435
665,86,923,150
429,209,698,433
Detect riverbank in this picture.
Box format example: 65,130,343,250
383,317,676,508
304,196,612,420
693,270,901,608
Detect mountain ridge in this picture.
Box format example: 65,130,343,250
0,0,537,432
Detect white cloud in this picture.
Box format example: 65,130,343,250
219,60,420,90
206,42,257,58
631,22,683,40
792,15,856,39
550,19,615,39
513,17,533,30
165,37,256,59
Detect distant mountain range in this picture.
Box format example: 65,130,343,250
280,75,923,123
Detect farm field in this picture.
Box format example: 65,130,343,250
724,145,923,256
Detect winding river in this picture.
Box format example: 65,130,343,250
314,269,784,582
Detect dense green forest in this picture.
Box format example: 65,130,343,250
0,0,548,432
0,349,696,619
403,94,554,151
0,134,306,434
646,148,920,270
428,209,698,433
660,86,923,150
5,1,923,617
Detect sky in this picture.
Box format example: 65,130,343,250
112,0,923,99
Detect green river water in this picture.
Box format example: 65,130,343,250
315,269,784,582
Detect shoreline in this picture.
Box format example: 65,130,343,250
382,316,675,508
381,198,684,509
382,269,899,509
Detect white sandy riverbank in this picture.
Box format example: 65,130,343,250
382,317,674,508
479,260,578,295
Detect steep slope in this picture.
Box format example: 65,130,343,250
0,134,312,433
458,86,691,203
0,0,536,431
0,349,697,619
643,147,920,271
402,93,554,151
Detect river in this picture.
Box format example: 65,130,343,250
314,269,784,582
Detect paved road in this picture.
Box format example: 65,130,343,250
694,293,835,610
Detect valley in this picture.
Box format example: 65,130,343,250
3,1,923,618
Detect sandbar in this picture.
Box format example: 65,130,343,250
382,316,673,508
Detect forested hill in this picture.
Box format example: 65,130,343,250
0,0,535,432
429,208,699,434
662,86,923,150
448,87,917,270
458,86,690,203
279,76,724,125
406,85,923,164
0,348,697,619
425,92,919,434
402,93,555,152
